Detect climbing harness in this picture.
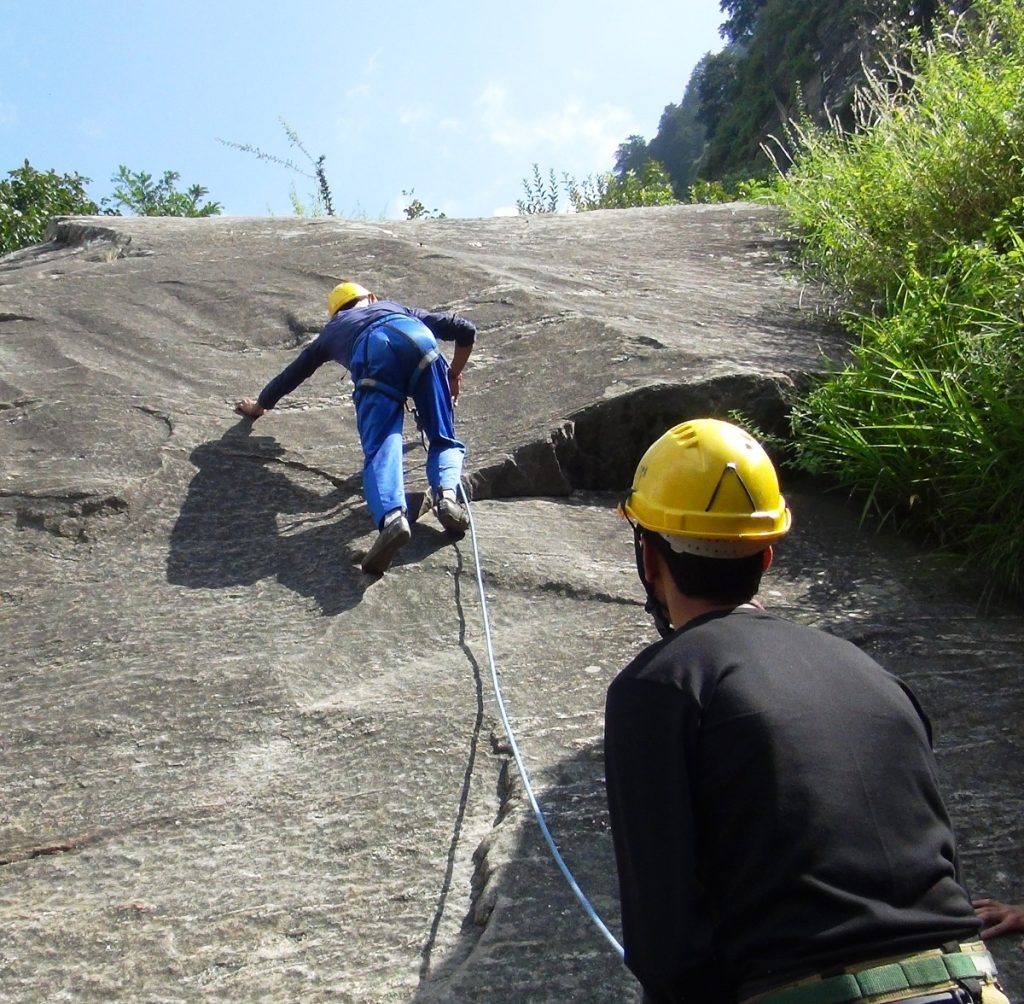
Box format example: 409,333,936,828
352,319,440,403
455,482,626,960
409,399,425,443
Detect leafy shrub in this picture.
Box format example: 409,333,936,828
776,0,1024,596
517,164,561,214
0,161,98,254
592,161,676,209
102,166,222,217
401,189,446,220
774,1,1024,307
688,177,777,204
518,161,676,214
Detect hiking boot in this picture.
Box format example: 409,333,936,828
435,488,469,537
361,512,411,574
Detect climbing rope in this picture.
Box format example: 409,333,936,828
455,483,626,960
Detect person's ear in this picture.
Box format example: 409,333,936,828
762,546,774,572
642,535,665,584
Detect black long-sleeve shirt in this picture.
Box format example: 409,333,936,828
604,606,980,1003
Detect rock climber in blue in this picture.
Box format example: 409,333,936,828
236,281,476,574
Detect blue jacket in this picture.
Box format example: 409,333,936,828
257,299,476,409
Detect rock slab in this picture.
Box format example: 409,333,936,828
0,207,1020,1002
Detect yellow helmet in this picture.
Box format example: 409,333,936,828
623,418,791,557
327,281,371,316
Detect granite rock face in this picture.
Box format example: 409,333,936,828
1,206,1020,1002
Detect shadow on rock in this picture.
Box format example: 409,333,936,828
166,420,370,615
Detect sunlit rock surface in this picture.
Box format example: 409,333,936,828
1,206,1020,1002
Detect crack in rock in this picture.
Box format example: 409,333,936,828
212,448,361,493
43,219,144,260
472,568,639,609
0,805,223,866
132,404,174,434
0,396,40,412
2,490,129,542
467,739,521,929
468,372,797,500
285,311,322,344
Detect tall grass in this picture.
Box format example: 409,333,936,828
773,0,1024,597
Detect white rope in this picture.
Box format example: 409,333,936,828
456,483,625,960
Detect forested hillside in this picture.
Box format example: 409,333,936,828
622,0,967,193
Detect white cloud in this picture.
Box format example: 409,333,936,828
398,105,432,128
397,107,462,134
473,83,636,170
343,50,382,101
385,192,411,220
491,205,518,217
75,115,106,139
364,50,381,76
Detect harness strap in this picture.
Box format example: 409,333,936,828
751,948,996,1004
353,321,440,402
355,376,405,402
388,322,439,396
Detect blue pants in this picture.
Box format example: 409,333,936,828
350,317,466,527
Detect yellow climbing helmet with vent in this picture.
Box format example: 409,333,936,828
327,281,372,316
622,418,791,557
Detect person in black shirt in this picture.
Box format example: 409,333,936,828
604,419,1007,1004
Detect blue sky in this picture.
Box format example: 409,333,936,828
1,1,725,220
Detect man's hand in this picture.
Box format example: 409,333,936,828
448,342,472,407
973,898,1024,944
448,369,464,406
235,398,266,420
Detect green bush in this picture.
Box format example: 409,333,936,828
776,0,1024,596
517,164,561,214
518,161,677,214
1,159,224,254
564,161,677,211
791,237,1024,591
775,1,1024,307
0,161,98,254
102,166,221,217
688,177,778,204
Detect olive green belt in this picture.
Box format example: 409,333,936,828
748,944,996,1004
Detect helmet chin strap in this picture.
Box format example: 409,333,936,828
631,523,673,638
